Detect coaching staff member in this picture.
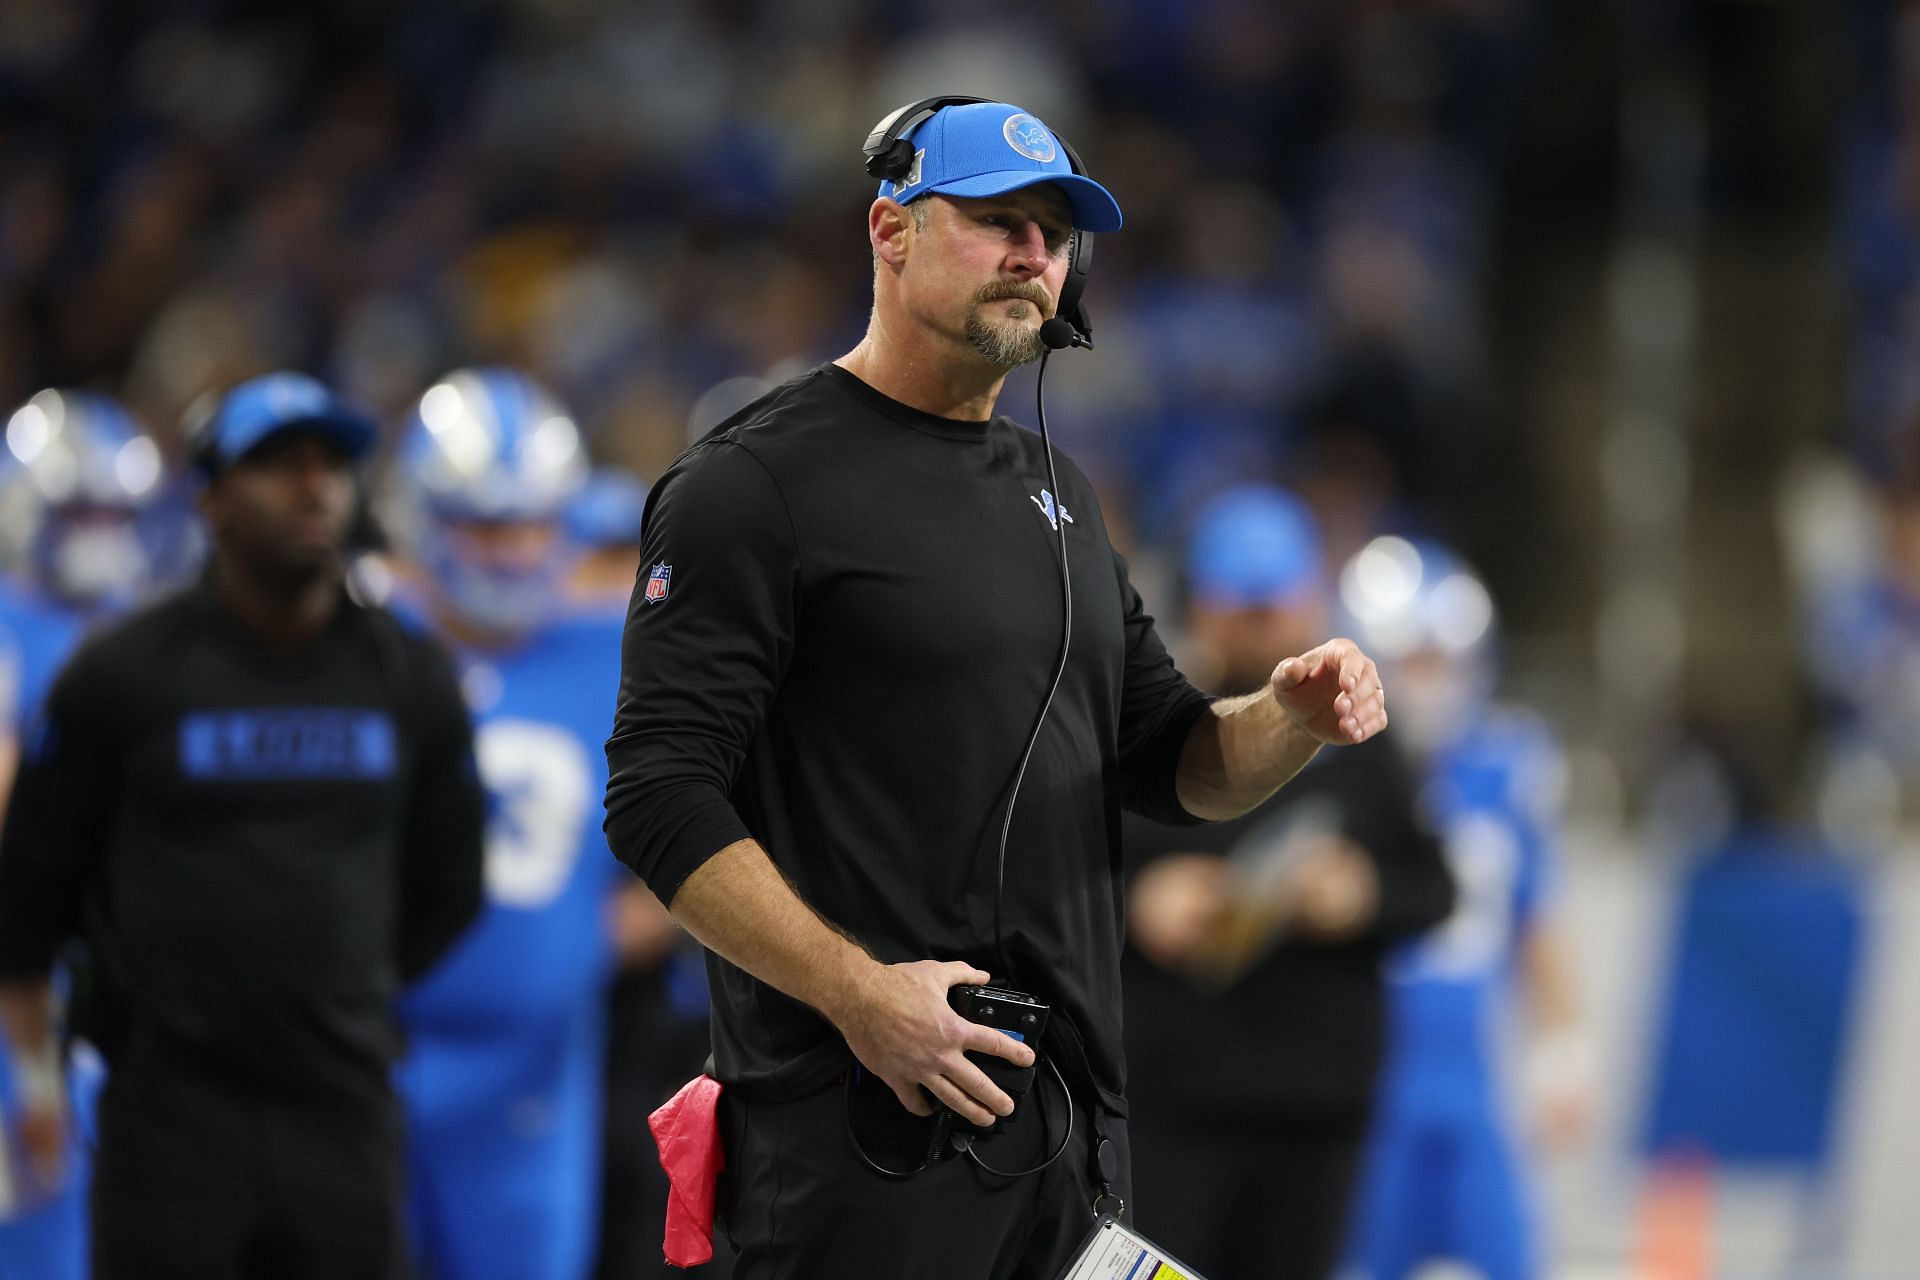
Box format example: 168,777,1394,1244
1123,488,1454,1280
0,372,486,1279
605,99,1390,1278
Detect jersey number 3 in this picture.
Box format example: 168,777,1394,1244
475,718,593,909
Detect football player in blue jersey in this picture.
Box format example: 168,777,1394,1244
1337,536,1589,1280
0,387,166,1280
0,388,168,779
388,368,664,1280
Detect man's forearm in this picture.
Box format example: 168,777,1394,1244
665,838,881,1026
1174,689,1323,822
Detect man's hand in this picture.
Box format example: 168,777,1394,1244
827,960,1035,1127
1281,836,1380,940
661,844,1033,1128
1128,854,1228,972
1270,638,1388,746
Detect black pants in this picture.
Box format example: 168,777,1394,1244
90,1060,407,1280
1129,1109,1371,1280
716,1068,1129,1280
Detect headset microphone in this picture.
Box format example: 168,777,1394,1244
1038,317,1081,351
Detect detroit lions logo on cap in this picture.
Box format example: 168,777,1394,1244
1003,114,1057,163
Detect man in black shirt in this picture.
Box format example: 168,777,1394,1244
605,100,1392,1279
0,372,486,1279
1123,487,1455,1279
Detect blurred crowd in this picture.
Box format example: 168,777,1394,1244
0,0,1548,559
1798,0,1920,830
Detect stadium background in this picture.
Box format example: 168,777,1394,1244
4,0,1920,1276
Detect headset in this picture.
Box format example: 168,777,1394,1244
862,95,1097,351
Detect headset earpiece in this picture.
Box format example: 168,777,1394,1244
864,138,913,182
861,95,991,184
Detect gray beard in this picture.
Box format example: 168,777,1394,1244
964,303,1046,368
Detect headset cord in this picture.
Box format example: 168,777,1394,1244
963,1055,1074,1178
991,348,1073,981
843,1069,932,1181
842,1056,1075,1180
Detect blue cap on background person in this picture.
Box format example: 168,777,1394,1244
566,467,649,550
191,372,379,477
1186,485,1325,608
877,101,1124,233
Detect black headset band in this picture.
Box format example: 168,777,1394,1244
863,95,1089,180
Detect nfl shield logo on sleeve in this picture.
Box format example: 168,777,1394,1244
644,562,672,604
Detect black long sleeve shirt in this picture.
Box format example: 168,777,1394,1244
604,364,1212,1111
1123,736,1455,1124
0,577,486,1106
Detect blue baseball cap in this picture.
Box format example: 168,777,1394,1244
1187,485,1326,607
194,372,378,476
877,102,1123,233
565,467,648,549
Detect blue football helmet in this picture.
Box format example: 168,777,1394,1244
0,388,166,609
391,367,590,633
1337,534,1500,756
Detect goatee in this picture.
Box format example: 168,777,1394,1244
965,308,1047,368
968,283,1056,365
